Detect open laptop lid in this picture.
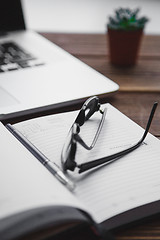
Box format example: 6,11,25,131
0,0,25,32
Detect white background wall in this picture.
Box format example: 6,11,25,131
22,0,160,34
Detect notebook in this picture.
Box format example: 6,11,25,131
0,0,119,117
1,103,160,239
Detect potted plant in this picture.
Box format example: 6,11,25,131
107,8,149,66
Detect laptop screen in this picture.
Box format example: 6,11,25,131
0,0,25,32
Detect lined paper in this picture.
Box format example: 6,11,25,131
13,104,160,223
0,122,85,220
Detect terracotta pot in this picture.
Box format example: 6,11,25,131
107,28,143,66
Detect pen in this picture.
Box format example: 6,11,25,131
6,124,75,191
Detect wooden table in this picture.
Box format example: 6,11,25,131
40,32,160,239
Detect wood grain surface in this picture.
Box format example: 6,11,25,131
41,33,160,92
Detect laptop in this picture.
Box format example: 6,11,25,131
0,0,119,119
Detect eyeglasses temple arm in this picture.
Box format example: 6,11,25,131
138,102,158,144
78,102,158,174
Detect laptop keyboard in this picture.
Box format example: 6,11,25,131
0,41,45,72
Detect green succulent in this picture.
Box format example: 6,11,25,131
107,8,149,31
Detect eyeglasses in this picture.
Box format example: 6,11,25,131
61,96,157,174
61,96,107,172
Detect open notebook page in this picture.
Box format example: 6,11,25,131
13,104,160,224
0,122,87,220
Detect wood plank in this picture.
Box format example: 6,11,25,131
40,33,108,55
40,33,160,92
114,218,160,240
40,33,160,57
77,56,160,92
